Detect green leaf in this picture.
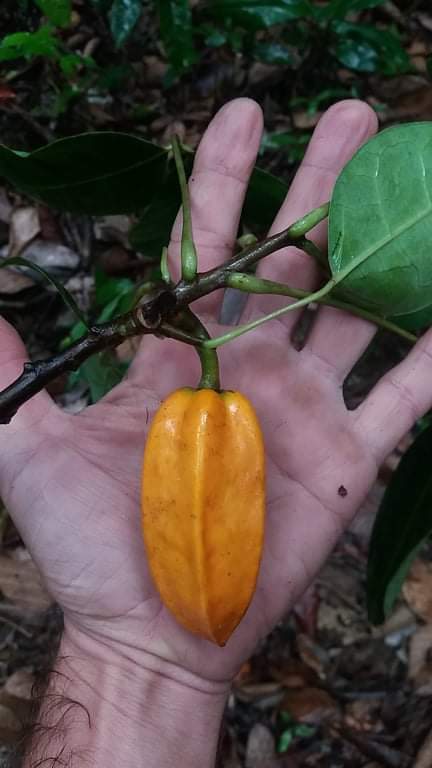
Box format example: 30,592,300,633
129,155,194,259
94,268,135,311
0,133,168,215
335,37,379,72
0,256,88,326
206,0,314,30
260,131,309,161
202,25,227,47
80,352,128,402
252,41,293,64
0,26,60,61
242,167,288,233
158,0,197,74
35,0,72,26
109,0,143,46
367,425,432,624
328,123,432,330
129,183,179,260
317,0,386,21
90,0,113,10
333,22,410,75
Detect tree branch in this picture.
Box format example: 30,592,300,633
0,205,331,423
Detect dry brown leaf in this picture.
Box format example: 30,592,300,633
4,669,34,701
292,110,321,130
245,723,276,768
403,560,432,623
296,633,327,677
0,268,34,294
0,189,13,225
408,624,432,694
416,12,432,33
281,687,339,725
270,659,317,689
0,704,21,733
0,550,51,614
414,728,432,768
8,206,40,258
235,681,284,706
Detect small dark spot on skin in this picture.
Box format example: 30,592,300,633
145,408,149,425
338,485,348,498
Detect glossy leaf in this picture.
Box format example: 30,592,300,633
243,167,288,233
129,179,180,260
206,0,314,30
109,0,142,46
80,352,128,402
0,133,168,215
260,131,309,162
252,41,293,64
35,0,71,26
333,22,410,75
367,426,432,624
329,123,432,330
158,0,197,74
0,27,60,61
317,0,386,20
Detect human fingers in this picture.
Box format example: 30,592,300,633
353,330,432,463
0,317,60,485
168,98,263,318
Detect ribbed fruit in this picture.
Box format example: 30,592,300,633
141,387,265,646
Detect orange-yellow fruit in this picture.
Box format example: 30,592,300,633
141,388,265,646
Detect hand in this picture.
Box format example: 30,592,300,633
1,99,430,693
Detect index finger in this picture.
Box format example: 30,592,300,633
168,99,263,319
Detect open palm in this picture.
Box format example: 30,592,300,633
1,99,431,687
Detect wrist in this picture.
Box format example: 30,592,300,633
24,624,229,768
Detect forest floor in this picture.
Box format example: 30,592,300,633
0,1,432,765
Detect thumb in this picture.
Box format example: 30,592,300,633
0,316,59,434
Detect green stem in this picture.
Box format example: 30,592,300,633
171,136,198,282
160,246,171,284
197,345,220,390
226,273,417,344
298,238,329,273
174,309,220,389
285,202,329,238
205,279,336,348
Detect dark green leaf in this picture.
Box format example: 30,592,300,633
317,0,386,21
128,161,191,259
109,0,142,46
35,0,72,26
80,352,128,402
0,256,88,326
367,425,432,624
260,131,309,162
89,0,113,10
333,22,410,75
336,37,378,72
94,268,134,309
203,26,227,47
206,0,314,30
253,41,293,64
389,304,432,332
0,133,169,215
158,0,197,74
328,123,432,329
0,26,60,61
242,167,288,233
